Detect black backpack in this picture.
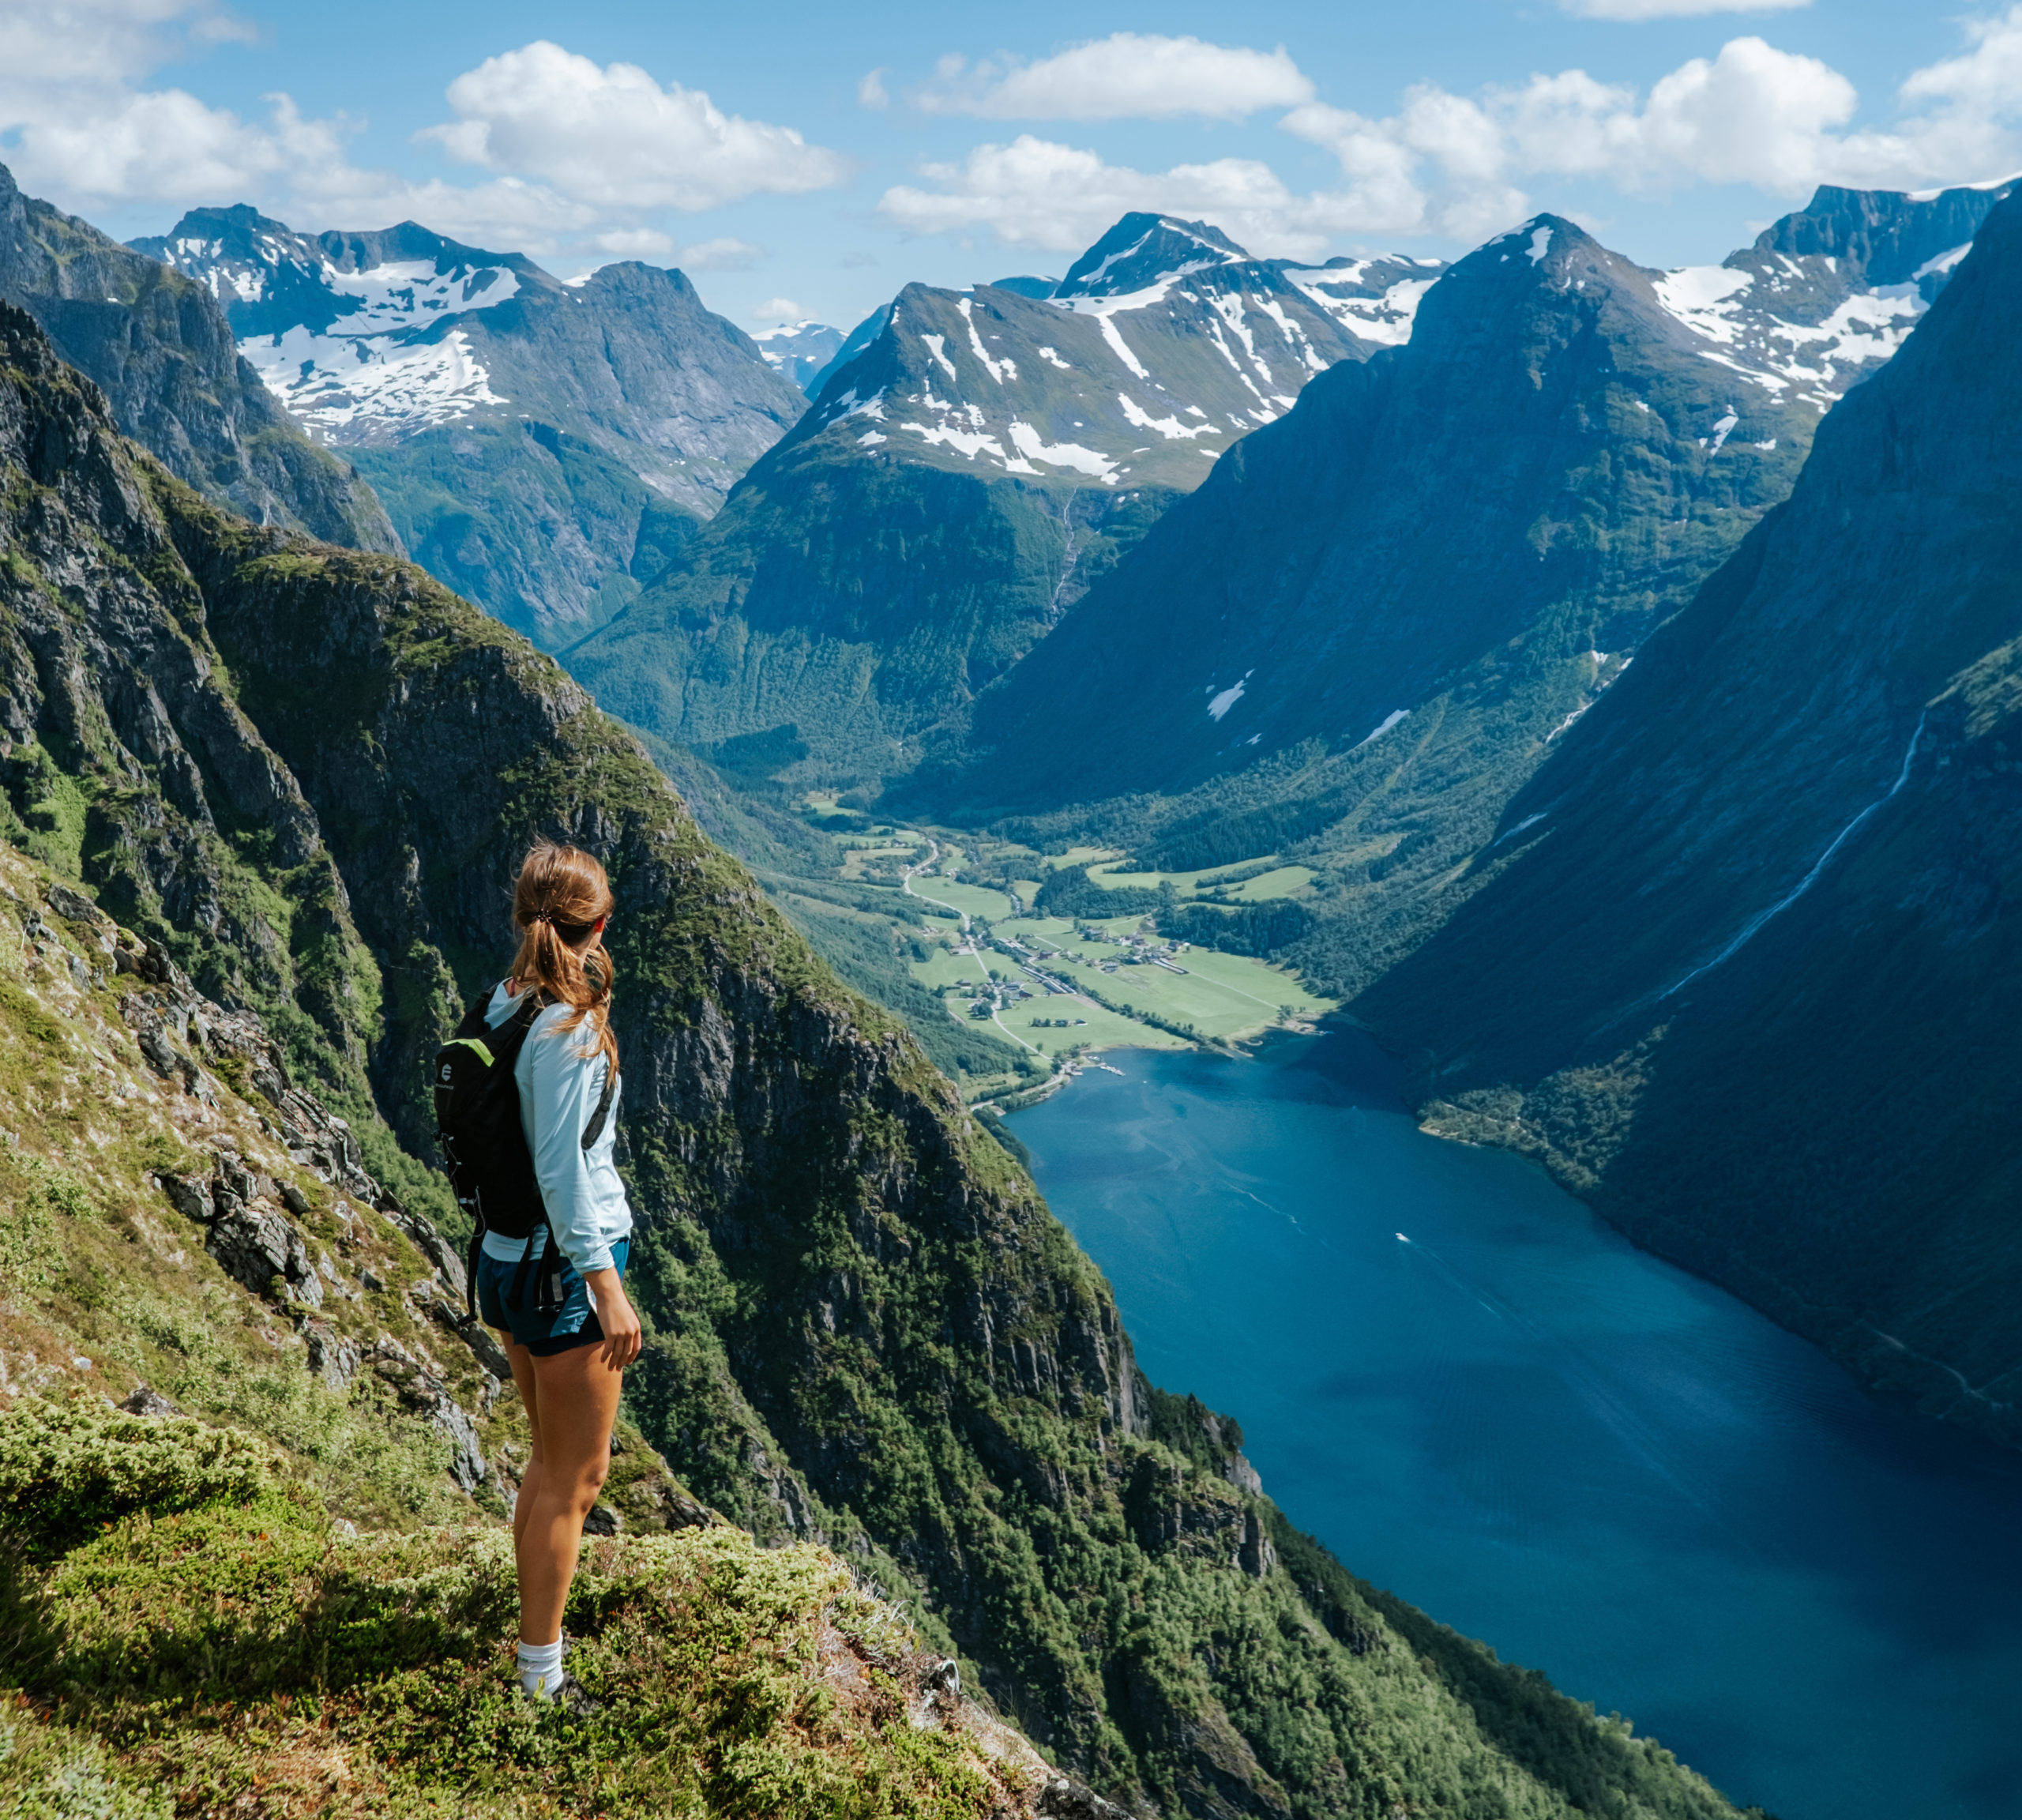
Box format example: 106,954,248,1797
434,991,614,1320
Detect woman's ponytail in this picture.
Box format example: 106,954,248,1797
509,841,620,1079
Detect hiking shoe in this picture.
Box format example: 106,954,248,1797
521,1668,603,1717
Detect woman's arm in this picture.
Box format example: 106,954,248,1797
522,1010,626,1276
582,1269,641,1367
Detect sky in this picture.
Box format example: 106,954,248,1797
2,0,2020,332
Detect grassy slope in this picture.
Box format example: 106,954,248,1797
0,1403,1054,1818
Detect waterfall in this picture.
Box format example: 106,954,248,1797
1663,711,1928,999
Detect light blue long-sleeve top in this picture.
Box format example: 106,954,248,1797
478,980,632,1273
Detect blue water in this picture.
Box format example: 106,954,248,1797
1009,1033,2022,1820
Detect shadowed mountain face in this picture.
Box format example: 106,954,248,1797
0,294,1754,1820
560,213,1442,790
0,165,397,552
1354,188,2022,1453
133,205,808,646
925,185,2007,998
963,214,1816,806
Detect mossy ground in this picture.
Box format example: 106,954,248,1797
0,1404,1044,1820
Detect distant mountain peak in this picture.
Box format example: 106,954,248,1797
124,197,803,645
751,318,845,393
1748,178,2016,291
1056,213,1250,300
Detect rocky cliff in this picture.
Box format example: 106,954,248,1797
0,166,397,554
0,296,1754,1818
1354,188,2022,1453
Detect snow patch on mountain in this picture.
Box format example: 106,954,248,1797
1207,674,1251,720
1654,261,1931,412
902,421,1009,462
959,298,1017,384
242,325,505,434
1282,266,1437,348
1007,422,1117,477
1118,393,1220,440
1354,709,1411,749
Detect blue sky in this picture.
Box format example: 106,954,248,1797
3,0,2018,330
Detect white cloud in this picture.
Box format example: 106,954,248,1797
0,0,241,90
886,19,2022,260
421,42,850,212
859,68,890,111
913,33,1314,122
1561,0,1809,19
879,134,1367,258
0,19,847,280
751,296,807,322
674,236,765,272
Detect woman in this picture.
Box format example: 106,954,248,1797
475,840,642,1710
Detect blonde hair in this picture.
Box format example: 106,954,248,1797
509,841,619,1080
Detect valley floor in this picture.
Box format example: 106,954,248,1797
870,822,1330,1070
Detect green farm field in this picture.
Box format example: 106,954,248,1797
905,908,1333,1057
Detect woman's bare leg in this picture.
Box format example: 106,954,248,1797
513,1341,621,1646
500,1335,544,1555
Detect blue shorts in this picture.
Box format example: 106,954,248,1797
478,1236,630,1357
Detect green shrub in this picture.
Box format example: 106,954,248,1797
0,1710,171,1820
0,1401,281,1557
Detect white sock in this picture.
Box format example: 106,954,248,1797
517,1637,565,1697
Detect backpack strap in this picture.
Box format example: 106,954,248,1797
581,1060,616,1152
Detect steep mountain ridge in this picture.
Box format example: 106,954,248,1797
133,204,808,645
0,164,396,553
1353,186,2022,1453
1648,176,2010,412
0,298,1754,1818
562,212,1439,788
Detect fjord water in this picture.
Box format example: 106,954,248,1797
1010,1034,2022,1820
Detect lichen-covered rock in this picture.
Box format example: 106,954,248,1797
208,1199,324,1309
366,1341,486,1491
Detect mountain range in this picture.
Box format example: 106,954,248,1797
562,213,1443,786
752,317,847,391
922,182,2010,995
134,204,808,645
0,290,1756,1818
